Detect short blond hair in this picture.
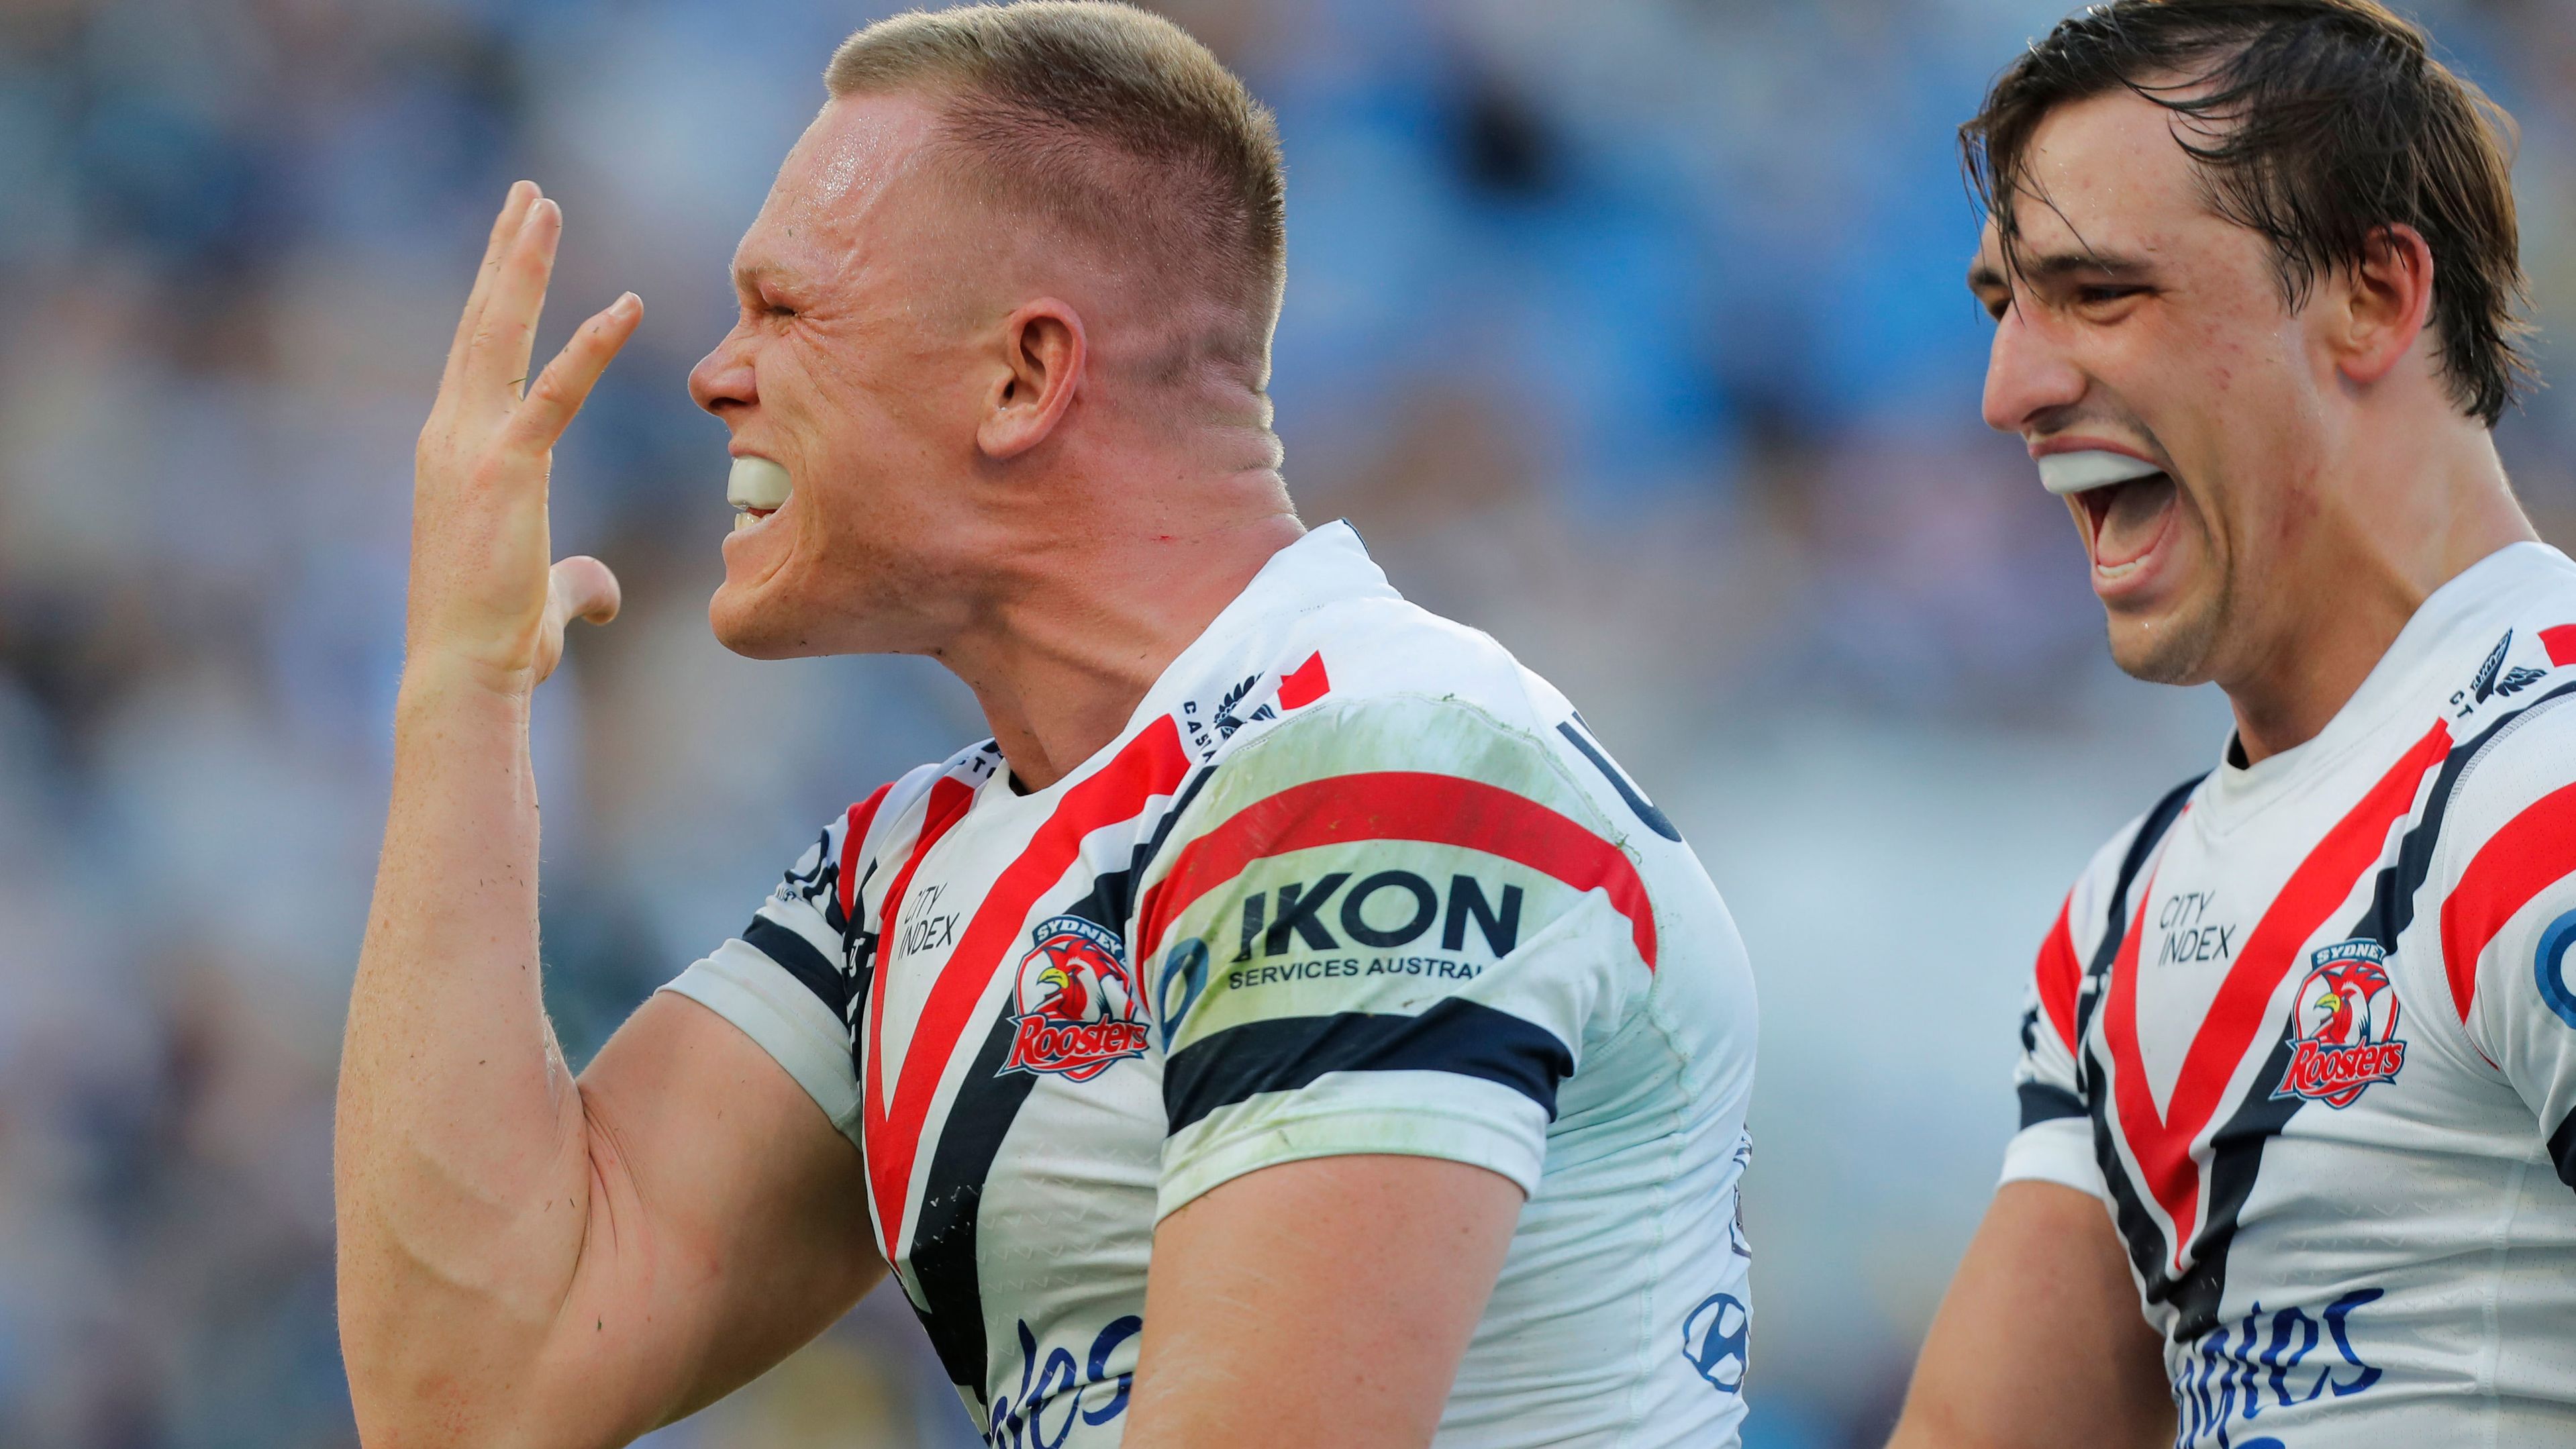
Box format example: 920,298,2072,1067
827,3,1286,374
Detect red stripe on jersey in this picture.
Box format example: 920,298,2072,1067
2541,625,2576,667
838,782,897,924
1136,771,1656,970
2440,780,2576,1024
860,773,977,1252
1278,652,1330,710
2105,719,2448,1273
866,717,1192,1255
2036,897,2081,1052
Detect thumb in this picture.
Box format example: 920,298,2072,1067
551,555,622,627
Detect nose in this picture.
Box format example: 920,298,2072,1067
1980,301,2088,437
689,323,756,419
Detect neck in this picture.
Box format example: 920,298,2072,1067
2224,420,2534,765
936,466,1302,792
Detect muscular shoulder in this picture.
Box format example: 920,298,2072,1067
2427,677,2576,978
1186,595,1622,842
2442,671,2576,846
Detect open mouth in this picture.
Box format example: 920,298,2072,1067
2077,468,2177,579
727,456,792,532
2038,448,2177,587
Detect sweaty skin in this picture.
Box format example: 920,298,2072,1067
1895,82,2536,1449
337,86,1522,1449
1965,86,2531,764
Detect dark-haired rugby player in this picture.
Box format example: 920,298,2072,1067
332,5,1758,1448
1893,3,2576,1446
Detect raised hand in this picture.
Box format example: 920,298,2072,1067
407,181,640,696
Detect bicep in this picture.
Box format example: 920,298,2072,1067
1889,1181,2170,1449
530,991,885,1438
1124,1154,1523,1449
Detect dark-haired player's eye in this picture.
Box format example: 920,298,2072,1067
2077,285,2144,307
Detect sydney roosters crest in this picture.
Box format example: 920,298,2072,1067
999,915,1150,1081
2271,939,2408,1108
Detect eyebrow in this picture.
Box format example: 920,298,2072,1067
1971,246,2159,291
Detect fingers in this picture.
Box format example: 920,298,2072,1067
552,556,622,628
504,293,644,458
459,197,563,415
441,182,541,398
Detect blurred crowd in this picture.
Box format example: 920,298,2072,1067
1,0,2573,1444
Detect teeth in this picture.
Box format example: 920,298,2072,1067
727,455,793,514
2038,450,2163,497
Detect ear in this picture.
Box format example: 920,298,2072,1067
2330,224,2436,391
979,299,1086,460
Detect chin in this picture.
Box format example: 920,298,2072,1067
708,585,822,660
2105,595,2224,686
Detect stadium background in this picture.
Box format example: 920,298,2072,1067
0,0,2571,1443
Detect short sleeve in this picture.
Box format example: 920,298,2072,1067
2436,697,2576,1190
659,794,883,1146
1134,696,1657,1219
1999,890,2105,1198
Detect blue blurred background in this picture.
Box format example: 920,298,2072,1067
1,0,2572,1444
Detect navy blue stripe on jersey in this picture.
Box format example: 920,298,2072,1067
893,787,1195,1405
743,915,848,1027
2549,1109,2576,1192
2142,1027,2303,1338
902,999,1043,1405
1558,716,1682,842
1164,998,1575,1133
2019,1081,2086,1130
2083,777,2208,999
2072,775,2202,1333
2355,680,2576,953
1056,764,1215,934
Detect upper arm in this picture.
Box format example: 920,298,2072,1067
1889,1181,2171,1449
511,804,895,1443
522,991,884,1441
1124,1153,1524,1449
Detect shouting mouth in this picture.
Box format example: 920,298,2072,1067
2038,447,2179,593
728,456,792,532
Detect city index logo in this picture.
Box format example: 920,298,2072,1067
2271,940,2408,1109
999,915,1150,1081
1230,871,1524,962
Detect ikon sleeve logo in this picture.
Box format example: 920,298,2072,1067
1228,872,1524,962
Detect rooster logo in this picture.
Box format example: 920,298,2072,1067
2274,940,2406,1108
1000,916,1149,1081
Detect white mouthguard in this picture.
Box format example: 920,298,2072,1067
727,456,793,531
2037,450,2165,497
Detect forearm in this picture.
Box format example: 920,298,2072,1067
336,663,593,1427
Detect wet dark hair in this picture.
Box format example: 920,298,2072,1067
1963,0,2534,425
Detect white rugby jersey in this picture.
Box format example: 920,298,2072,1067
662,523,1760,1448
2005,542,2576,1446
